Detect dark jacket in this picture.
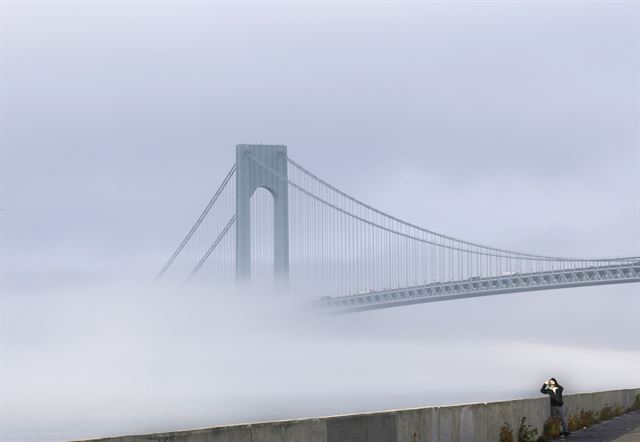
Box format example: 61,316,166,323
540,381,564,406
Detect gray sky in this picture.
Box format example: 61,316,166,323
1,1,639,441
3,1,638,291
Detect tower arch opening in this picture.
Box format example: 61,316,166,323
250,187,275,288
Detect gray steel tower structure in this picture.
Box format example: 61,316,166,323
235,144,289,284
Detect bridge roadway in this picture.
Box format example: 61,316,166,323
317,261,640,313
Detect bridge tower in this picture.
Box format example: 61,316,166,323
235,144,289,285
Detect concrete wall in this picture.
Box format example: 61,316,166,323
79,388,640,442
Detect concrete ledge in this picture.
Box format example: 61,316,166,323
76,388,640,442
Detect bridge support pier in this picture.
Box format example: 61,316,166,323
235,144,289,288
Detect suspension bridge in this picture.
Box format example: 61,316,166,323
155,144,640,313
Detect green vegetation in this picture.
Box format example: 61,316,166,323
541,416,561,440
577,409,598,427
517,417,539,442
567,413,580,432
599,405,613,421
500,398,640,441
500,422,514,442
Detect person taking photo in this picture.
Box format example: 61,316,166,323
540,377,570,438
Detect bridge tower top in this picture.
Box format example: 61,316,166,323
235,144,289,284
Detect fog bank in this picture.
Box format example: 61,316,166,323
2,284,638,441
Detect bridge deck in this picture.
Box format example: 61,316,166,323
318,262,640,313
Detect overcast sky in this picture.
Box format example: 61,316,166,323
1,1,639,441
3,0,639,292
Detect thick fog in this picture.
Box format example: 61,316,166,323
3,285,639,441
1,1,639,442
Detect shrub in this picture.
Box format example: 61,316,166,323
599,405,613,421
576,409,595,428
500,422,514,442
517,416,539,442
542,416,561,440
629,394,640,412
567,413,581,432
613,405,623,417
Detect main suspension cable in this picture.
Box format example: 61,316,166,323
186,215,236,283
154,164,236,282
284,156,638,263
249,153,636,263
